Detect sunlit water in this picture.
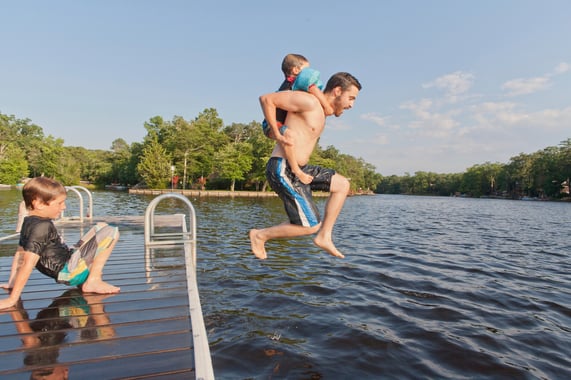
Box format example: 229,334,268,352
1,189,570,379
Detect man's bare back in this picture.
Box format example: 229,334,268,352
269,91,325,166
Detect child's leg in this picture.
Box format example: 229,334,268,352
81,225,120,294
74,222,108,248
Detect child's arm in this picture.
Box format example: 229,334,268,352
16,201,27,233
282,129,313,185
308,86,334,115
292,68,334,115
9,302,41,347
0,249,39,310
0,250,23,289
260,91,313,184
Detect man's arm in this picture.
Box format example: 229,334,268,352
0,250,39,310
259,90,317,137
259,91,318,184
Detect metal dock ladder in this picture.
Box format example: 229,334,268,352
144,193,214,380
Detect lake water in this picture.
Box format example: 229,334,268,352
1,189,570,379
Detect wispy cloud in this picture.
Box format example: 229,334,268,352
400,98,460,137
361,112,400,129
469,101,529,129
501,76,550,96
374,133,389,145
361,112,386,126
325,118,352,131
501,62,570,96
554,62,570,74
352,63,571,175
422,71,475,103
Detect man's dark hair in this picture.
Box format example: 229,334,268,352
324,72,362,93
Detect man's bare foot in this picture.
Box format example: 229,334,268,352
313,236,345,258
249,229,267,259
81,280,120,294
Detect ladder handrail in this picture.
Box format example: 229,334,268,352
71,185,93,220
62,185,94,223
143,193,214,380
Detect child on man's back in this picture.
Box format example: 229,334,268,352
261,53,333,184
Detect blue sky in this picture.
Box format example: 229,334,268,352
1,1,570,176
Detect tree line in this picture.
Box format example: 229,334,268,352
0,110,381,192
1,110,569,199
376,139,571,200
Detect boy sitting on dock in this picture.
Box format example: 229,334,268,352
0,177,120,310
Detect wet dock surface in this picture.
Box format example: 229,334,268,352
0,226,199,379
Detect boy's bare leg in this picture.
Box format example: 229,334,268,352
83,293,117,339
81,232,120,294
313,174,350,258
75,222,107,248
250,222,320,259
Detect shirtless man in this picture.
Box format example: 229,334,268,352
250,72,362,259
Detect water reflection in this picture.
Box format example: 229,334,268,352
2,190,571,378
8,290,116,380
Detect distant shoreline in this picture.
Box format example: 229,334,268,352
128,189,329,198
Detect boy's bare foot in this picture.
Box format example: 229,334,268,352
295,171,314,185
83,293,116,304
249,229,267,259
313,236,345,258
82,280,120,294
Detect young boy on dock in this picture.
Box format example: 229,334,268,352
0,177,120,310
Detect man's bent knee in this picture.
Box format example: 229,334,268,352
330,174,350,194
304,223,321,234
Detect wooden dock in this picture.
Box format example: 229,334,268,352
0,220,211,379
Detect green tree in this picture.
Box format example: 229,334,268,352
109,138,134,185
137,136,172,189
214,142,253,191
56,150,81,185
244,121,273,191
0,143,28,184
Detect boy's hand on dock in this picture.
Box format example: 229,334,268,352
0,296,17,311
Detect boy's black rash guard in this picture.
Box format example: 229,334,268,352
19,215,72,279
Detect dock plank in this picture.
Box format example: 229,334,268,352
0,226,204,379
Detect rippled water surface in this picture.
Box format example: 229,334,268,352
1,190,570,379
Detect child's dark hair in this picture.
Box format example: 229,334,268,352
281,53,308,77
22,177,66,210
324,72,362,93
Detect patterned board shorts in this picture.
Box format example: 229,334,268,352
266,157,335,227
57,223,119,286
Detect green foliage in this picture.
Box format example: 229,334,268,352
4,110,566,198
0,143,28,184
137,136,172,189
376,140,571,199
214,142,253,191
243,121,274,189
